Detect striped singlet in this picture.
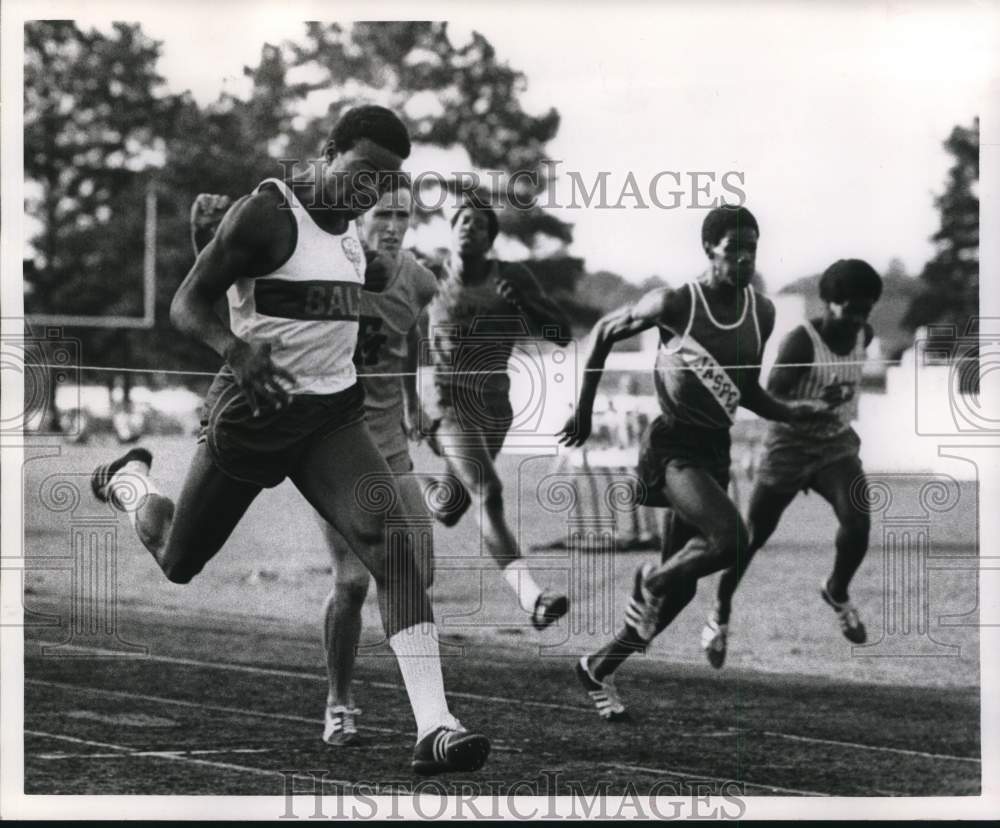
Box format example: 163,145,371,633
770,321,865,440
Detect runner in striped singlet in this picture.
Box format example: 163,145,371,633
559,206,833,720
702,259,882,668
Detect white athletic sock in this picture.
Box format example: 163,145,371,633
503,558,544,613
388,622,460,739
109,461,160,529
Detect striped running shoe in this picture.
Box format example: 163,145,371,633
531,590,569,631
700,616,729,669
90,447,153,507
624,562,662,643
411,724,490,775
820,580,867,644
322,704,361,747
575,656,628,722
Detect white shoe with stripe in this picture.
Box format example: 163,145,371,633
700,617,729,669
411,722,490,775
575,656,629,722
322,704,361,746
820,580,868,644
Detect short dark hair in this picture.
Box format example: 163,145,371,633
451,198,500,244
328,105,411,159
819,259,883,304
701,205,760,252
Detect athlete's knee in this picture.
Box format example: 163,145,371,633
706,518,750,568
839,508,870,545
333,571,370,605
162,559,199,585
344,516,386,556
475,477,504,511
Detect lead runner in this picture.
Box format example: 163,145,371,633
190,175,440,748
91,106,489,772
559,205,831,720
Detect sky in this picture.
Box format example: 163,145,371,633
36,1,1000,289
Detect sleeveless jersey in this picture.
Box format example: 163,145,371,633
355,249,438,416
226,178,364,395
653,280,764,429
426,258,528,399
770,321,865,440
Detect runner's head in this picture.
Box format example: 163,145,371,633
819,259,882,334
323,105,411,219
702,205,759,289
450,197,499,258
360,174,413,259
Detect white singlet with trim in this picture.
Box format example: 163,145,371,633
226,178,365,395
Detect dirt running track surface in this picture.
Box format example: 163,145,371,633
19,436,982,797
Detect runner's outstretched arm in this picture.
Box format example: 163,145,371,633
558,287,682,447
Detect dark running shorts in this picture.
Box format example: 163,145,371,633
197,369,366,488
755,426,862,494
636,415,732,507
431,382,514,458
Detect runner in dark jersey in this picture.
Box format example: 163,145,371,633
423,200,575,630
701,259,882,668
558,205,832,720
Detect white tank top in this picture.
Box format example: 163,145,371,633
226,178,365,395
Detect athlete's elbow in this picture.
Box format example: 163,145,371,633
168,291,188,333
169,289,199,337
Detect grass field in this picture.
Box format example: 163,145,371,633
19,435,982,797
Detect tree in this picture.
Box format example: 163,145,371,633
24,21,179,427
24,22,171,318
903,118,979,391
903,119,979,333
281,23,572,255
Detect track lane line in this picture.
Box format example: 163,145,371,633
26,643,982,766
758,730,981,764
24,729,354,788
36,747,273,760
26,679,832,795
602,762,830,797
30,642,598,715
26,678,402,736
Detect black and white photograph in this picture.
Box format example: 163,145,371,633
2,0,998,819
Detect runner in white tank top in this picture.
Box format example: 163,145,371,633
704,259,883,669
190,178,442,746
226,176,365,395
559,206,832,720
91,106,490,774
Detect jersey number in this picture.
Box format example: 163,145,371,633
355,315,388,367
